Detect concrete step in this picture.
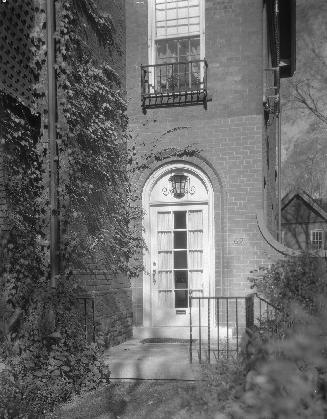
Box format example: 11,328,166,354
103,339,204,380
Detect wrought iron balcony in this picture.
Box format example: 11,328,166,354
141,59,208,114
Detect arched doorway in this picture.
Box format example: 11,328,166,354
142,162,215,338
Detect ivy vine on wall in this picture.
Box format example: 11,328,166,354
0,0,134,415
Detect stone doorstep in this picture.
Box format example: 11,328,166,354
103,339,204,380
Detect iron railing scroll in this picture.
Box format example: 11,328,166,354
141,59,208,113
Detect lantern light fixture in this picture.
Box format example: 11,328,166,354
162,171,195,198
170,173,188,198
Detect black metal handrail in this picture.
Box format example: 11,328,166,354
141,59,208,113
189,295,248,364
189,293,282,364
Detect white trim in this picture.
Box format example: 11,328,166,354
142,162,215,332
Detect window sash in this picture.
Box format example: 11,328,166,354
311,230,323,250
155,0,201,39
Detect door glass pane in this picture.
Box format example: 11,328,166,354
174,211,186,229
158,271,173,289
174,250,187,268
175,270,188,289
175,290,188,308
188,210,203,229
189,250,203,269
188,230,202,249
157,211,172,230
158,232,172,250
158,251,172,269
174,231,187,249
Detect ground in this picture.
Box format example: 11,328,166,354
47,377,235,419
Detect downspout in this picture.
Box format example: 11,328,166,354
277,97,282,241
275,0,282,241
46,0,60,289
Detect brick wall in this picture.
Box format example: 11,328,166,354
74,0,132,346
126,0,281,326
76,271,133,346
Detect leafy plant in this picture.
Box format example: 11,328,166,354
249,254,327,315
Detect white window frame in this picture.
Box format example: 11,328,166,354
310,229,324,250
148,0,206,67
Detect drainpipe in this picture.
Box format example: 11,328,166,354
46,0,60,289
275,0,282,242
277,98,282,242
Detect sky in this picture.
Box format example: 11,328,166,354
281,0,327,196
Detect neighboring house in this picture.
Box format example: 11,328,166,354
282,190,327,254
126,0,296,339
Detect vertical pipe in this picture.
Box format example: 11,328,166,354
277,104,282,241
198,298,201,363
84,299,87,340
236,298,239,356
226,298,229,359
92,298,95,342
189,293,193,364
217,298,220,360
207,298,210,364
46,0,59,289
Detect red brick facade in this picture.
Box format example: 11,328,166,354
126,0,283,327
76,0,133,346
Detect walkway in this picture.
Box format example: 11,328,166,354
103,338,203,380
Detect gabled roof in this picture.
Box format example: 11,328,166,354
282,189,327,222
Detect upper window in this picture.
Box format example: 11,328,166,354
310,230,323,250
151,0,203,64
142,0,207,113
155,0,201,39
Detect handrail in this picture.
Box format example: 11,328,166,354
141,59,208,113
142,59,208,69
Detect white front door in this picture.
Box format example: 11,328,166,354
150,204,209,328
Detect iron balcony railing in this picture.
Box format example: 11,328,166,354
141,59,208,113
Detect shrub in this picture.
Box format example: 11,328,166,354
230,304,327,419
231,255,327,418
249,254,327,315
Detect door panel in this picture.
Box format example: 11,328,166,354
151,205,209,327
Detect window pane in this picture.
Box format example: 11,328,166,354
189,250,203,269
174,231,187,249
158,232,172,250
175,290,188,308
166,39,178,60
158,251,172,269
174,250,187,268
311,230,323,250
157,211,172,230
158,271,173,289
174,211,186,229
155,0,200,38
179,39,189,60
175,270,188,289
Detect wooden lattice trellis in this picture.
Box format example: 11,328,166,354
0,0,36,108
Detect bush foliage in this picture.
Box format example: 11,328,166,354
229,254,327,418
249,254,327,314
0,0,123,416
